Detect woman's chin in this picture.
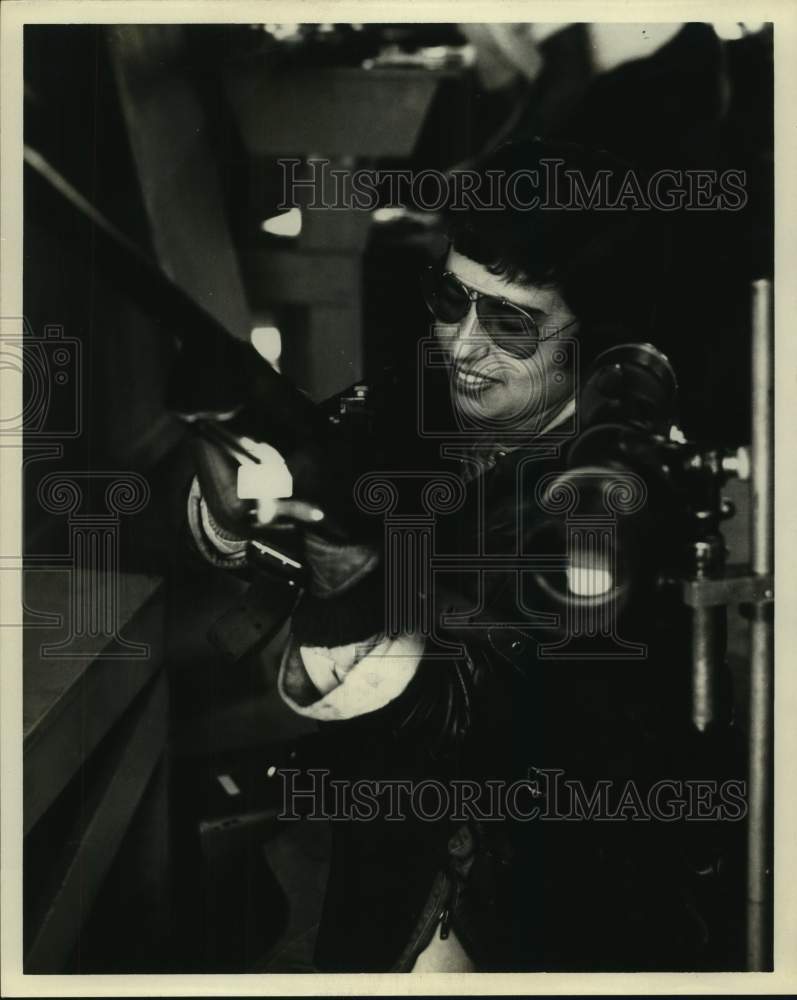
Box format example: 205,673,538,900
454,391,550,431
453,392,500,424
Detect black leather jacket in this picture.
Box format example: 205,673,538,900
298,440,743,973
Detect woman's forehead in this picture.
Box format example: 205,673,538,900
445,247,563,314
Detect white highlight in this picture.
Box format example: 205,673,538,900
712,22,765,41
251,325,282,368
261,207,302,237
217,774,241,796
236,437,293,509
589,24,683,73
567,564,613,598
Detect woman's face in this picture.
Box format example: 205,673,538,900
437,248,580,435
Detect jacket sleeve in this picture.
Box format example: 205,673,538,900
186,476,447,729
185,474,249,570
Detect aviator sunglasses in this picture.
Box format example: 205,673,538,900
421,265,574,359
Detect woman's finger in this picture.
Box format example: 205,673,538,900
255,497,325,526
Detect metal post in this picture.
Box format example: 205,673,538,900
690,536,727,733
746,278,774,970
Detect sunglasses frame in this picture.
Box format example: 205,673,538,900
422,265,566,358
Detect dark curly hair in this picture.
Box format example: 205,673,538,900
444,138,673,347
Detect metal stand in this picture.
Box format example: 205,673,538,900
746,279,774,971
678,279,774,969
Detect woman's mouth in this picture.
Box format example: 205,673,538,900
452,365,501,393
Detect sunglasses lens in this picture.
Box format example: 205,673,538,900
477,300,540,358
422,269,470,324
422,268,543,357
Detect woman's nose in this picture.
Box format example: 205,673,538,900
448,303,489,367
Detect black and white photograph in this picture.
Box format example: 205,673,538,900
1,3,794,993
